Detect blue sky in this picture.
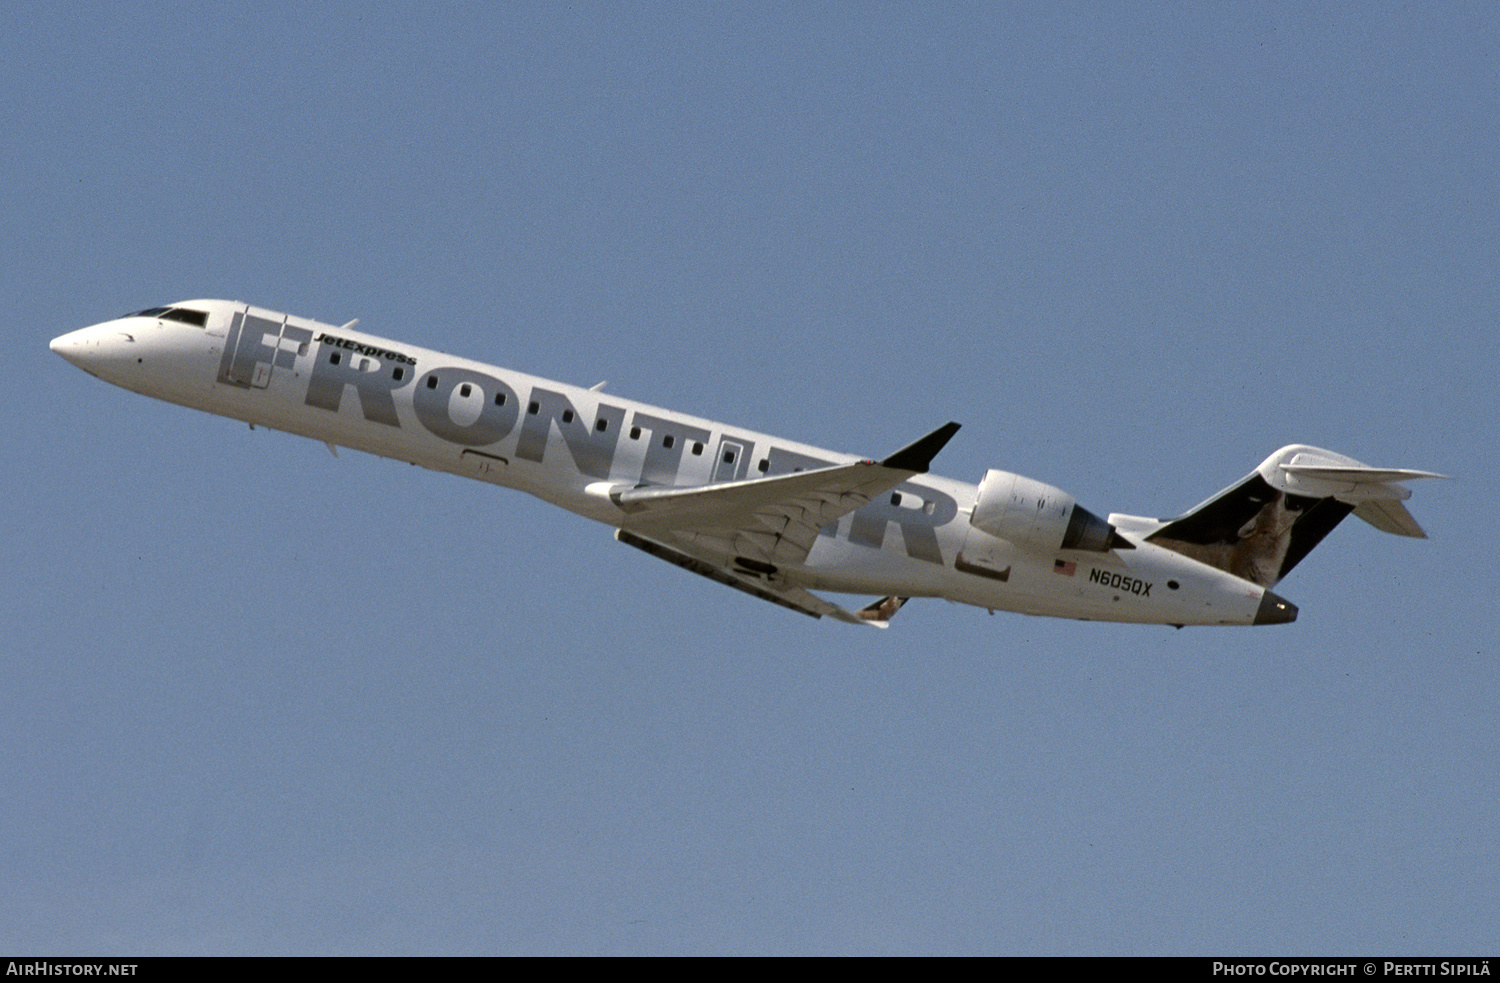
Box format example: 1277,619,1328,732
4,1,1495,955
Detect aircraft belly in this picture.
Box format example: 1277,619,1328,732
794,534,943,596
933,536,1268,625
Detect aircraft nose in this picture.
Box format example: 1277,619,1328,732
50,327,92,368
1254,589,1298,625
50,323,137,375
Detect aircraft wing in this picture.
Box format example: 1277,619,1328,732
612,422,960,567
609,422,959,625
615,529,905,626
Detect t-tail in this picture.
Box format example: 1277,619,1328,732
1113,445,1445,589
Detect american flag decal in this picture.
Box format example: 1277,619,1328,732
1053,559,1076,576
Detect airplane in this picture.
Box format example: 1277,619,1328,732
50,300,1444,629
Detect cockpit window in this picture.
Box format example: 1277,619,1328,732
125,307,209,327
160,308,209,327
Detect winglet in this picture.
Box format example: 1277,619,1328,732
855,596,908,628
880,422,961,473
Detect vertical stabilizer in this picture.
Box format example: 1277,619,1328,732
1145,446,1444,587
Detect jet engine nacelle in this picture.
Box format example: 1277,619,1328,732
970,470,1120,553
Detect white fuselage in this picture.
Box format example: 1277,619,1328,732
51,300,1282,627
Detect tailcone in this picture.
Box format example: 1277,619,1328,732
1254,589,1298,625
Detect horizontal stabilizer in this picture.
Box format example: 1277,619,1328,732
1280,464,1448,486
1278,454,1446,538
1352,499,1427,538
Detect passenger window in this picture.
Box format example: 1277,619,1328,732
757,459,769,472
425,375,438,390
527,401,539,415
493,392,506,406
562,410,574,423
663,435,675,449
630,426,641,440
330,351,342,365
595,418,608,432
691,442,703,455
393,366,405,381
723,450,736,464
460,383,472,398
